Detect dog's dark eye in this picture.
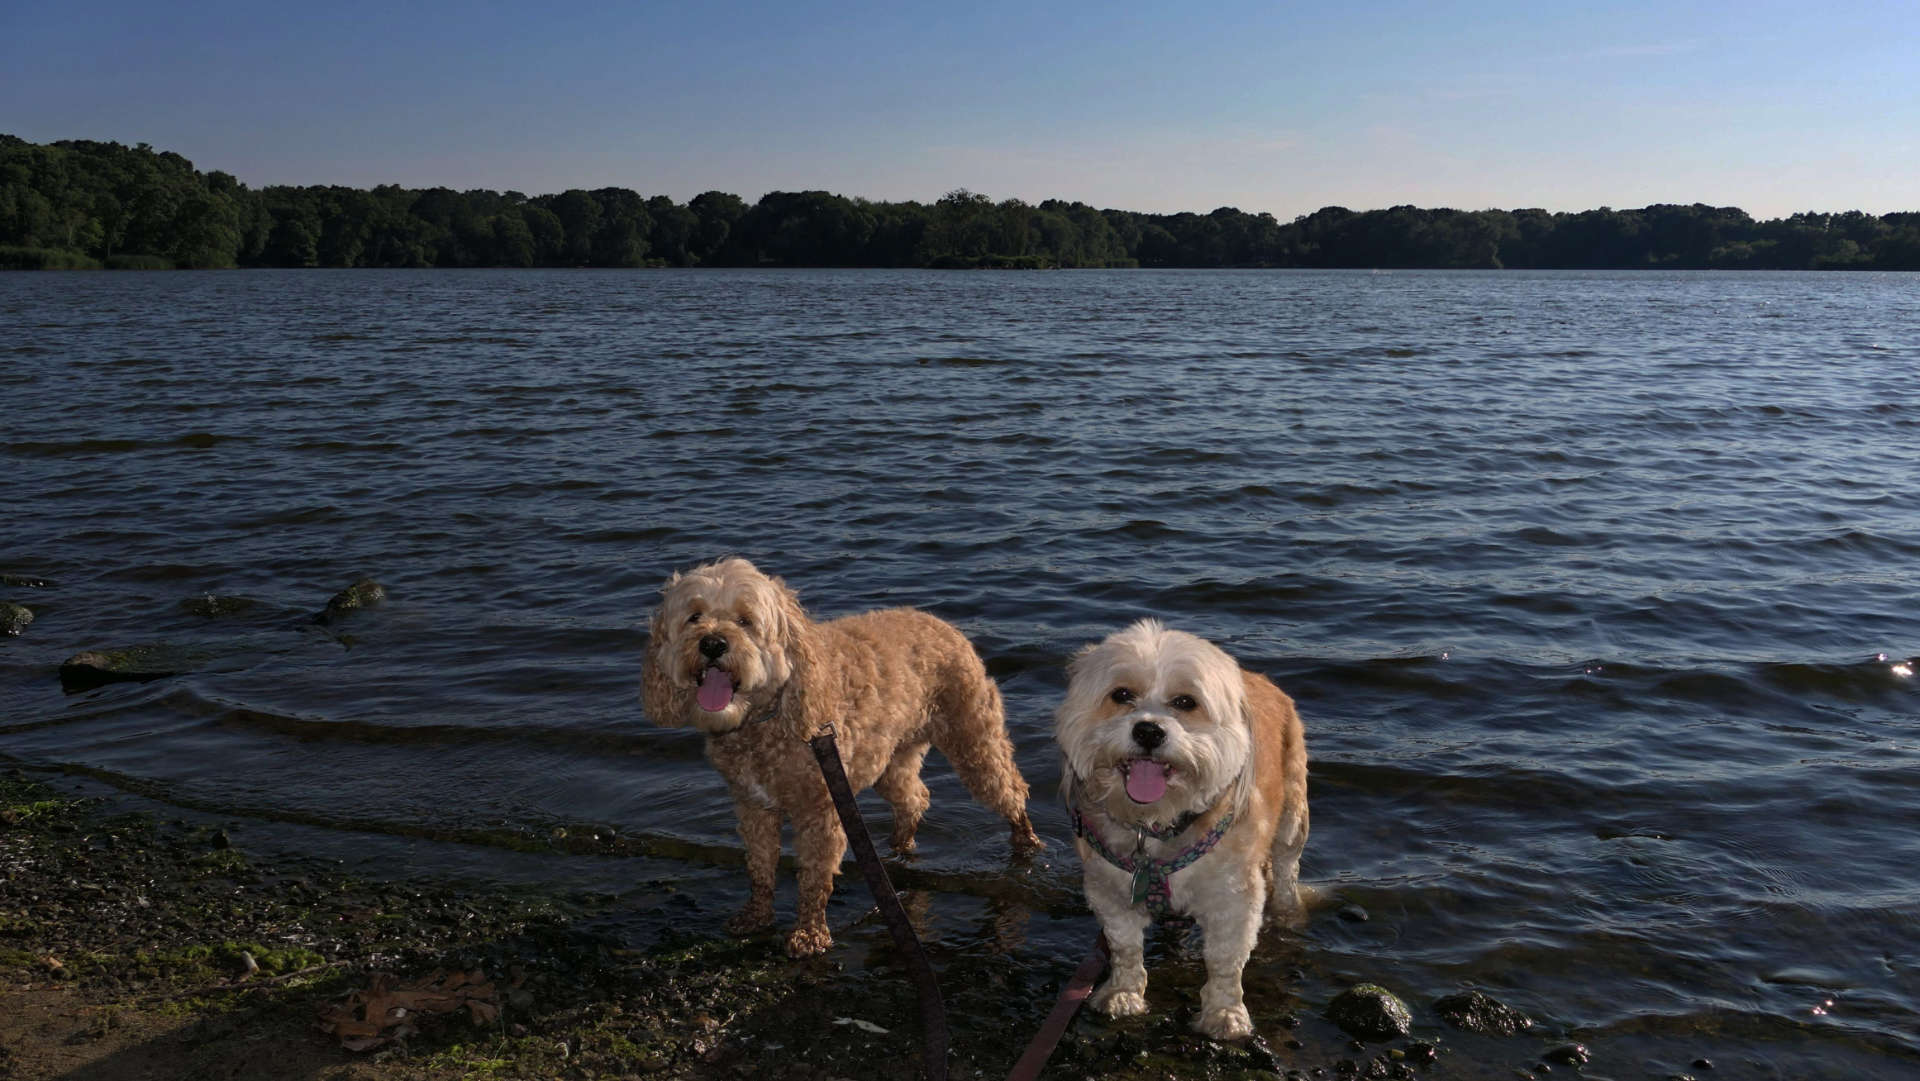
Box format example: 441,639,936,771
1169,694,1198,712
736,614,752,628
1109,687,1135,705
685,612,702,625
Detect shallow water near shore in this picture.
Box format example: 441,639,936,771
5,267,1920,1078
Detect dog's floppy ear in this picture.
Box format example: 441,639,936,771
639,578,687,728
769,574,836,742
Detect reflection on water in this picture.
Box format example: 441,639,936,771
4,268,1920,1077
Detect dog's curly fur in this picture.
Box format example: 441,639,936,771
1055,619,1308,1039
641,557,1043,956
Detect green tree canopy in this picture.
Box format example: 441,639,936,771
5,134,1917,271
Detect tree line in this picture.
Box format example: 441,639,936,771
5,134,1918,271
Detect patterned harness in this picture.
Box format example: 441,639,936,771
1070,806,1237,918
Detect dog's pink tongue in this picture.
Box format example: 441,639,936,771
1125,760,1169,804
696,668,735,713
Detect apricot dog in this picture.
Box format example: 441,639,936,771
642,557,1042,955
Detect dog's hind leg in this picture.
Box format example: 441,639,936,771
1265,804,1310,926
931,666,1044,855
874,742,932,855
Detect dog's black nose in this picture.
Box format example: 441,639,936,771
1131,721,1165,751
698,634,729,660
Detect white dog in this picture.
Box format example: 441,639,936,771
1054,619,1308,1039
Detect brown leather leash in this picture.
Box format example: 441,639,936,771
809,722,950,1081
1005,934,1109,1081
808,721,1109,1081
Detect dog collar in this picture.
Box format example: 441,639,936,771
1138,810,1203,840
712,688,786,736
1070,806,1237,917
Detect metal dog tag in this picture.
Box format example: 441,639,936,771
1129,831,1151,906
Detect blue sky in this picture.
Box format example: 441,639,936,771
5,0,1917,220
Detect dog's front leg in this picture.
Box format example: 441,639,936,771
785,799,846,956
725,799,780,936
1191,879,1265,1039
1086,882,1152,1017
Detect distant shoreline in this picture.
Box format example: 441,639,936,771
6,134,1918,273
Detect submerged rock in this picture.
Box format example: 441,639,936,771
1542,1042,1590,1067
1,573,55,588
1326,983,1413,1040
180,593,263,619
1433,990,1533,1035
317,577,386,624
2,602,33,636
59,644,202,691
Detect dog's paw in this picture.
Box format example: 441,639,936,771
724,905,774,936
1090,985,1148,1018
888,832,918,856
784,926,832,957
1194,1004,1254,1041
1009,820,1045,857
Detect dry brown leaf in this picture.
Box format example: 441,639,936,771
319,968,501,1051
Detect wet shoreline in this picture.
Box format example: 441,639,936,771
1,770,1623,1081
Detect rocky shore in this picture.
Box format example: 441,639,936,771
0,773,1596,1081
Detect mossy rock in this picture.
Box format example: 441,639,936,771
59,644,205,691
1433,990,1533,1035
317,577,386,624
1326,983,1413,1040
2,603,32,636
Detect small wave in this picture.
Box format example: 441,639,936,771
231,505,349,528
1757,658,1920,702
1497,525,1606,548
4,437,146,456
172,431,249,449
1803,529,1920,560
1092,518,1183,541
916,355,1012,367
567,526,679,544
1289,479,1438,508
289,439,407,453
411,335,532,346
156,688,688,757
1312,756,1602,811
1296,654,1480,700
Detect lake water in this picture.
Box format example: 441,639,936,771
4,268,1919,1078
